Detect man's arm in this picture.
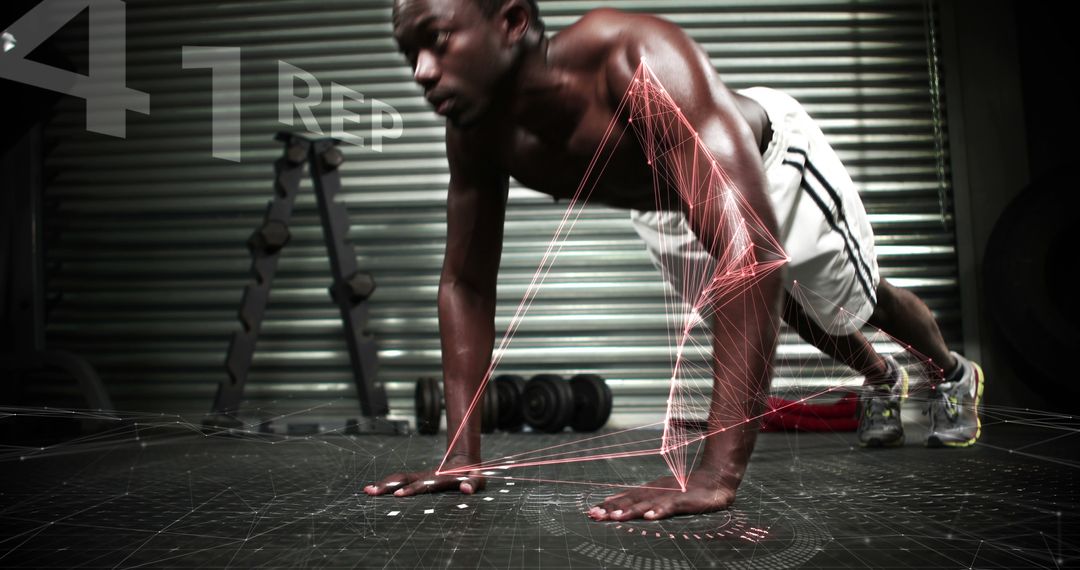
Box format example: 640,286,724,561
366,126,508,497
438,126,509,465
601,11,778,251
601,13,784,500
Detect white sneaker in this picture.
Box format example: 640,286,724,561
926,352,984,447
857,356,908,448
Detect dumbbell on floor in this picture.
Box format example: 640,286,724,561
414,375,527,435
522,374,612,433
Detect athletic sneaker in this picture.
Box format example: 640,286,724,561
857,356,909,448
926,351,984,447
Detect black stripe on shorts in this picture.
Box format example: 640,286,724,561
782,147,876,304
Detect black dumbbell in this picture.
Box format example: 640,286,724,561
494,374,527,432
568,374,613,432
247,220,291,254
522,374,574,433
522,374,613,433
415,376,442,435
414,375,526,435
329,271,376,305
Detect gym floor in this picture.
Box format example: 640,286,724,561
0,419,1076,569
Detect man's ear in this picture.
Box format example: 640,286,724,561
498,0,532,45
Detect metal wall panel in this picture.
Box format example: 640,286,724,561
41,0,957,427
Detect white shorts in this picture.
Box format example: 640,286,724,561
630,87,880,335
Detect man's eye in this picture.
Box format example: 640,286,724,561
435,30,451,48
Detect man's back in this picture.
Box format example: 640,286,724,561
446,7,771,211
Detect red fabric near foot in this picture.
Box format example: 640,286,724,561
761,391,859,431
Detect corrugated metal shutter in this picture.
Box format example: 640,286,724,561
42,0,957,427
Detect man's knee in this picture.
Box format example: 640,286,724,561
868,279,896,327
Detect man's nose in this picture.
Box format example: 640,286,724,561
414,50,440,88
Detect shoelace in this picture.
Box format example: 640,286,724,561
932,384,960,423
863,397,896,427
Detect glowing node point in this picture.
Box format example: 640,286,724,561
386,481,401,487
505,482,515,486
422,480,436,485
499,489,509,493
456,504,468,509
483,497,494,502
423,508,435,515
456,476,469,481
386,511,400,517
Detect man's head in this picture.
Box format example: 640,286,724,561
392,0,544,127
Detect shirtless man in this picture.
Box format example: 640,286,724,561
364,0,984,521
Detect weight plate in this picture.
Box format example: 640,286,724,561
523,374,573,433
415,377,442,435
984,167,1079,401
569,374,613,432
494,375,526,432
481,383,498,434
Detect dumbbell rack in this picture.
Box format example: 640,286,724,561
414,374,612,435
204,132,406,435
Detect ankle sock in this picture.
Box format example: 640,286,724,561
864,357,897,391
943,356,965,384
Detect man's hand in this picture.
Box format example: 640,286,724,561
364,456,486,497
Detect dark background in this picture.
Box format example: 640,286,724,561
2,0,1076,422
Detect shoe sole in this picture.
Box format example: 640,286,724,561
898,366,909,400
858,359,910,448
859,435,905,448
927,361,984,448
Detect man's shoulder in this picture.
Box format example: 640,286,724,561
570,7,680,37
556,9,700,85
555,9,685,65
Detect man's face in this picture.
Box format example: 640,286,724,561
393,0,513,127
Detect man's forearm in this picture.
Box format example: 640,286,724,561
437,279,497,462
699,350,772,483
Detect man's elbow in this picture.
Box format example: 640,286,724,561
438,275,496,307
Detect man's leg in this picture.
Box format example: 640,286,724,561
788,276,982,447
782,291,891,385
589,262,783,521
782,290,908,446
868,278,983,447
867,278,956,376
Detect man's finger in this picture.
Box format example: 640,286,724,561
613,501,653,521
603,491,629,504
393,476,440,497
601,495,636,514
458,476,481,494
398,474,471,497
364,473,408,495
